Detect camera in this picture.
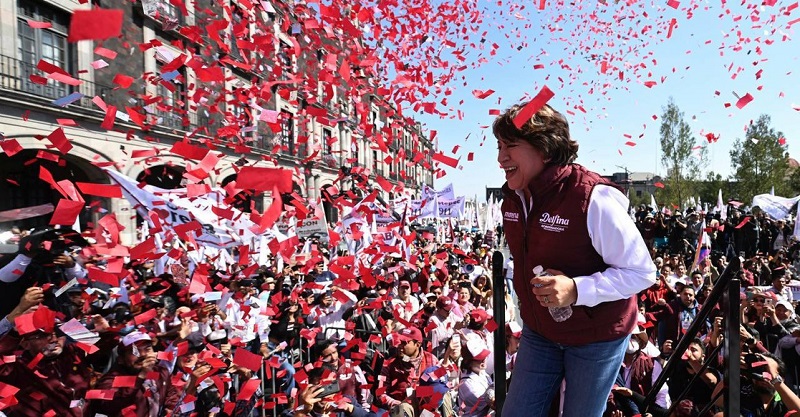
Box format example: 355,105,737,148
742,353,769,381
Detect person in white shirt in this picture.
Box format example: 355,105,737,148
391,279,420,324
429,296,458,358
306,286,357,340
458,338,495,417
505,322,522,381
460,308,495,376
766,271,794,303
504,257,514,296
221,278,265,349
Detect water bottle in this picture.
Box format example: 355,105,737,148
532,265,573,322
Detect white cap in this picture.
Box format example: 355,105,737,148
506,321,522,337
465,337,491,361
122,331,152,346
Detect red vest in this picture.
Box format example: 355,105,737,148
502,164,638,345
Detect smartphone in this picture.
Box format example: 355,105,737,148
315,380,341,399
764,298,774,308
452,334,460,344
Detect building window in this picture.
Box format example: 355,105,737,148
228,4,251,62
353,139,359,166
142,0,184,27
322,128,332,155
280,110,295,156
277,40,293,76
16,0,71,100
372,150,378,175
230,97,252,140
154,60,186,129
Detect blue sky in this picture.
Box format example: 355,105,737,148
412,0,800,200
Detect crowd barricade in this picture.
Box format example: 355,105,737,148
643,256,742,416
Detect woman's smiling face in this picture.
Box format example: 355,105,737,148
497,138,548,194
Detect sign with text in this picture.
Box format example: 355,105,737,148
297,218,328,239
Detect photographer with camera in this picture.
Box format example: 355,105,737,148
0,228,88,319
711,352,800,416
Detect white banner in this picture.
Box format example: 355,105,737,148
410,198,436,218
437,197,465,218
436,183,455,200
296,217,328,239
422,184,436,200
105,169,260,249
752,194,800,221
374,214,396,245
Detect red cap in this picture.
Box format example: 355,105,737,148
436,296,454,311
469,308,490,324
396,327,423,343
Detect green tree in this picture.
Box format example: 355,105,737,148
659,98,707,209
788,166,800,195
729,115,790,203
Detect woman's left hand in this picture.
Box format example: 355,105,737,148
531,269,577,307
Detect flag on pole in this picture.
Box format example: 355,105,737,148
716,189,727,220
691,219,711,271
650,194,658,212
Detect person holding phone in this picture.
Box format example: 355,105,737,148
294,364,378,417
496,102,656,416
378,327,445,417
751,292,791,353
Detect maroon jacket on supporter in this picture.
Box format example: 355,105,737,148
86,364,177,417
0,359,86,417
0,332,117,417
501,164,638,345
379,350,438,404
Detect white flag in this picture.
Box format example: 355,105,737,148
752,193,800,221
104,169,260,249
716,189,727,220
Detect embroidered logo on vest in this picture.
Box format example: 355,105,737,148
504,212,519,222
539,212,570,232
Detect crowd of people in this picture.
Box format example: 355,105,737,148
0,202,799,417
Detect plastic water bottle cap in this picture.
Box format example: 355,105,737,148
532,265,544,276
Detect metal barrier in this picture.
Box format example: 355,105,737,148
642,256,741,415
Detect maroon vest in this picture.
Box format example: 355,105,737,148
501,164,638,345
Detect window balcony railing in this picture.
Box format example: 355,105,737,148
0,53,124,112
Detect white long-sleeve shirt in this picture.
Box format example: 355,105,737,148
513,185,655,307
0,254,31,282
306,289,357,340
573,185,658,307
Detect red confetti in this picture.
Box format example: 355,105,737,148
67,9,123,42
736,93,754,109
512,86,555,129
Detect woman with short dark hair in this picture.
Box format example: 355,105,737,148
496,101,656,417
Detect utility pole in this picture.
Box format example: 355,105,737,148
616,165,631,196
